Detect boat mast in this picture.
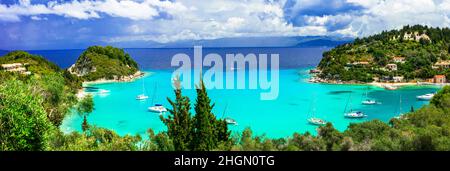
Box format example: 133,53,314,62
221,102,228,119
312,94,317,118
344,92,352,114
142,78,146,95
151,83,157,105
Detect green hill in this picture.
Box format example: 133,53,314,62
0,51,82,127
317,25,450,83
69,46,139,81
0,51,60,75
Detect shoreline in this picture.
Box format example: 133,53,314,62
82,71,150,85
76,71,152,99
308,76,446,89
306,68,447,89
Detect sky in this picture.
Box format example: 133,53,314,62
1,0,450,50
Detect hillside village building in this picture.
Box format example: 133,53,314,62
433,60,450,69
386,64,397,71
1,63,31,75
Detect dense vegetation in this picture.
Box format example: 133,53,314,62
70,46,139,81
161,79,231,151
318,25,450,82
0,51,81,127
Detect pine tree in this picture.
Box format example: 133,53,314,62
161,78,193,151
215,119,231,144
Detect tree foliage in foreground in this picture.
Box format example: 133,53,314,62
0,79,53,151
161,78,193,151
161,78,230,151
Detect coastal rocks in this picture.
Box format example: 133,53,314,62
68,63,96,77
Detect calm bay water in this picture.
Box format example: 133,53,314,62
1,48,438,138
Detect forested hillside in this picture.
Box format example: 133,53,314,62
318,25,450,83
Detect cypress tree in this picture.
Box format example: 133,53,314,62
161,78,193,151
191,80,217,151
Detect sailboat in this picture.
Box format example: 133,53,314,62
394,94,405,119
383,84,398,90
136,78,149,100
148,84,167,113
307,94,327,126
361,87,379,105
344,93,367,118
224,117,238,125
416,93,435,101
222,102,238,126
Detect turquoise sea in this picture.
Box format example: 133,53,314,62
60,68,438,138
2,48,437,138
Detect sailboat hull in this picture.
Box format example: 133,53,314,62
308,118,326,125
148,106,167,113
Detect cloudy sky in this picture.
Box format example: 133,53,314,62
1,0,450,50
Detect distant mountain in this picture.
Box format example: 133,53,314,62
164,36,352,48
0,37,352,50
294,39,352,47
108,36,353,48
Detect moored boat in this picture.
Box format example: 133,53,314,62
344,111,367,118
148,104,167,113
136,77,149,100
383,84,398,90
224,117,238,125
416,93,435,101
136,94,149,100
308,117,326,126
362,99,377,105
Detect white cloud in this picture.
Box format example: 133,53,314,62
342,0,450,37
0,0,186,21
104,0,308,43
2,0,450,43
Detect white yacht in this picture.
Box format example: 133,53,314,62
136,94,149,100
307,94,328,126
416,93,435,101
344,93,367,118
361,87,379,105
224,117,238,125
383,84,398,90
344,111,367,118
136,78,149,100
308,117,326,126
394,95,405,119
148,104,167,113
147,84,166,113
362,99,377,105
